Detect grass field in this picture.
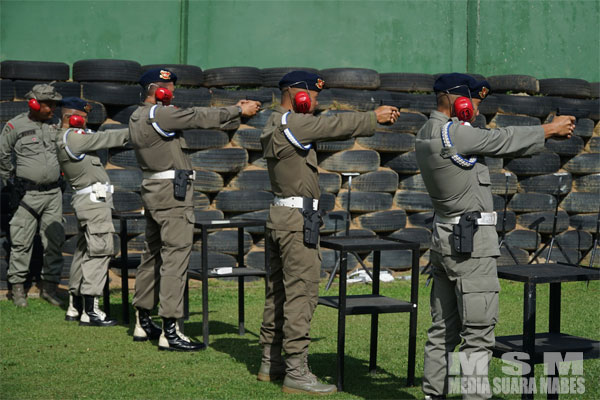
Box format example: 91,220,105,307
1,275,598,399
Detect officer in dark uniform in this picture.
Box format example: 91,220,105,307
129,68,260,351
415,73,575,400
258,71,399,394
56,97,129,327
0,84,65,307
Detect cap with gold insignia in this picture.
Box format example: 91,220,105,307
278,71,325,92
434,73,491,100
25,83,62,101
139,68,178,87
60,97,92,113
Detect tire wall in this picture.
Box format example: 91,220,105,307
0,1,597,81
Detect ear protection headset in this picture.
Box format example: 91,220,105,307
149,84,173,106
28,98,41,112
445,85,474,122
288,81,311,113
68,114,86,128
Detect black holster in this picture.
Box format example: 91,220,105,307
173,169,192,200
452,211,481,254
302,200,322,248
7,177,26,214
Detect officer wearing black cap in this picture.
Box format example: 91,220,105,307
0,83,65,308
257,71,399,394
416,73,576,400
129,68,260,351
56,97,130,327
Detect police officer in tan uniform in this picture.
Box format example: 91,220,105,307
258,71,399,394
129,68,260,351
0,84,65,307
416,73,575,400
56,97,130,327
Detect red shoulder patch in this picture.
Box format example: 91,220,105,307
6,123,14,131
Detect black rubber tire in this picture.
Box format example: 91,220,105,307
484,157,504,172
108,149,138,168
508,193,557,212
106,104,137,124
231,209,269,234
183,129,229,150
0,60,69,80
112,217,146,236
72,59,142,83
81,82,141,106
486,75,539,94
337,190,393,213
495,211,517,232
171,88,211,108
54,101,106,125
407,211,434,230
494,94,552,118
0,80,14,101
347,170,398,193
517,211,570,234
381,151,419,174
591,82,600,98
504,229,541,251
586,137,600,153
560,192,600,214
539,78,591,99
319,68,380,90
249,153,267,169
203,230,252,255
376,111,428,134
319,172,342,193
573,173,600,193
493,194,506,211
62,192,74,214
319,193,336,212
321,211,349,234
356,132,415,152
63,214,79,236
489,172,518,195
386,92,437,114
477,95,501,116
550,97,596,119
210,87,279,107
489,113,541,128
260,67,320,87
316,138,355,152
320,248,359,272
228,169,271,191
202,67,262,87
378,73,434,92
534,247,581,265
544,135,584,156
517,173,572,195
141,64,203,86
569,213,599,232
112,191,143,212
562,153,600,175
354,209,407,233
504,151,560,176
193,192,210,209
232,128,262,151
245,109,273,129
0,101,28,121
366,249,413,271
194,209,225,224
497,247,530,266
106,169,142,191
326,88,380,111
398,174,427,192
388,227,431,250
394,190,433,212
188,148,248,173
556,230,593,250
188,251,236,270
194,169,224,193
245,250,266,271
214,190,273,213
318,150,380,173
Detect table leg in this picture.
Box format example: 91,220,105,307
369,251,380,374
549,283,561,334
522,282,536,400
103,274,111,319
336,250,348,391
238,228,245,335
407,247,419,387
120,217,129,325
202,227,209,346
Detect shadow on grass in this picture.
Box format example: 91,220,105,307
210,337,419,399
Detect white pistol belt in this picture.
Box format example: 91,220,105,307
75,183,114,195
435,211,497,226
273,196,319,211
142,170,196,180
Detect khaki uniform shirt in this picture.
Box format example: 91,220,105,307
56,127,129,211
129,102,241,210
261,106,377,231
415,110,545,257
0,113,61,184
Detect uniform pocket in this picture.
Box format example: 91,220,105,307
476,166,491,186
86,222,116,256
17,135,43,157
459,276,500,326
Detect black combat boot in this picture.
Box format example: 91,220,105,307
79,295,117,327
133,308,162,342
158,318,206,352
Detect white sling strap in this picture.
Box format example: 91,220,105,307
440,121,477,168
281,111,312,150
63,128,86,161
149,105,176,138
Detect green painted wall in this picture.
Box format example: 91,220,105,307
1,0,598,81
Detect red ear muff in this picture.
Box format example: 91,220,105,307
294,91,311,114
454,96,474,122
155,87,173,105
69,115,86,128
28,98,41,112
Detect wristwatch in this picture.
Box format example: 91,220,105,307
237,105,243,116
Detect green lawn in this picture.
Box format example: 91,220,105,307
1,275,598,399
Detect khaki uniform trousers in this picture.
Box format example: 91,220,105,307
423,251,500,400
132,206,194,319
69,205,115,297
8,190,64,284
259,228,321,355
